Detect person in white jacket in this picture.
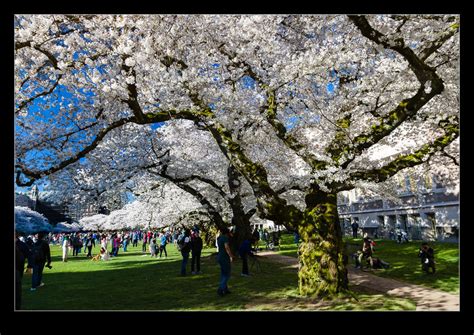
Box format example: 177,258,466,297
62,235,70,262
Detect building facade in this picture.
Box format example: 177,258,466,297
338,173,459,242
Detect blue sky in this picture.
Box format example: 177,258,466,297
17,57,340,201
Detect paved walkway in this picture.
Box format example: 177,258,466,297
256,251,459,311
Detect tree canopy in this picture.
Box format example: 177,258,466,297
15,14,459,297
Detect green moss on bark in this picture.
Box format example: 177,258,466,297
297,191,349,298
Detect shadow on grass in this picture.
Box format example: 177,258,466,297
21,254,300,311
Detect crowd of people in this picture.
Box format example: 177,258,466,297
15,224,439,309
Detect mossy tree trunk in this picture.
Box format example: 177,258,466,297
297,190,348,297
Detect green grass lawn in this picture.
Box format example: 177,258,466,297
275,233,459,294
20,241,416,311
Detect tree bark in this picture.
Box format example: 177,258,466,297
227,164,253,252
297,190,348,297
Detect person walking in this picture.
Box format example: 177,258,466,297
142,234,148,253
85,234,94,257
351,221,359,238
30,232,52,291
123,233,129,252
178,229,192,276
191,231,203,274
132,231,139,247
216,227,234,296
71,234,78,256
159,232,168,259
112,234,120,257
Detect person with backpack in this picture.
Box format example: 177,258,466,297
178,229,192,276
30,232,52,291
190,231,203,274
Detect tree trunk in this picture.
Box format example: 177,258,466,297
227,163,253,252
297,190,348,298
231,215,253,253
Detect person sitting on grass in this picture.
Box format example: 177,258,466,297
356,233,375,269
419,242,436,274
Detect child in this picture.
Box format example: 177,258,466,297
419,242,436,274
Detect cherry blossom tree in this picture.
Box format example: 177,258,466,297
46,120,259,248
15,14,459,297
15,206,53,234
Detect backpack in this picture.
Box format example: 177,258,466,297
32,242,45,263
178,236,190,252
177,236,185,251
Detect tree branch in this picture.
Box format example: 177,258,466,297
326,15,451,170
16,116,137,186
338,115,459,190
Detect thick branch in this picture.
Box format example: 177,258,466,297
263,89,329,171
16,116,137,186
327,15,451,169
338,116,459,190
419,20,459,61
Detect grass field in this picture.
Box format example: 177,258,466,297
275,233,459,294
20,241,416,311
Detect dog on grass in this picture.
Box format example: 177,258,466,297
91,254,101,261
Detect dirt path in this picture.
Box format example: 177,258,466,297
256,251,459,311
